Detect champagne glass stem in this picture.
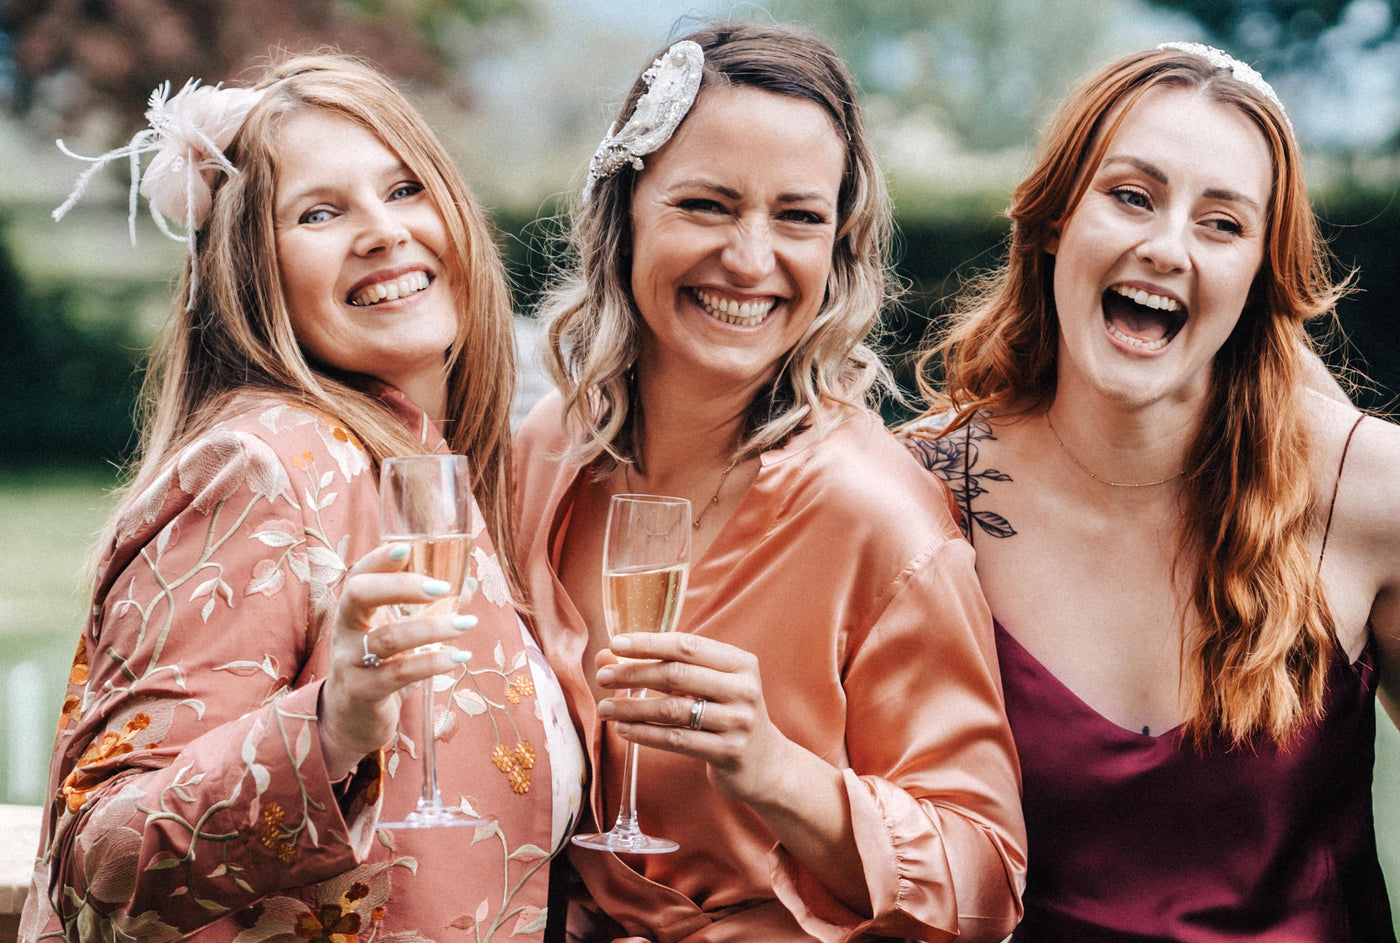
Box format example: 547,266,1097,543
608,690,645,841
418,680,444,813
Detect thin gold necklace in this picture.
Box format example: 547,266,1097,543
624,457,741,529
1045,413,1184,488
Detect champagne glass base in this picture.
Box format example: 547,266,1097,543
572,830,679,854
382,806,486,829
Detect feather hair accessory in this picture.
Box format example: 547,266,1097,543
1157,41,1293,132
582,39,704,203
52,79,268,307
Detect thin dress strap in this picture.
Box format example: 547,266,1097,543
963,422,975,549
1317,413,1366,573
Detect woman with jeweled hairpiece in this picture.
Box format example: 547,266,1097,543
514,20,1026,943
20,54,583,943
902,43,1399,939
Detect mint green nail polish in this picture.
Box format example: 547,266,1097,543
452,614,477,631
423,578,451,596
388,543,410,560
464,576,479,594
450,649,473,664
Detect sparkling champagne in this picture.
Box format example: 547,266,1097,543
385,533,472,615
602,563,688,638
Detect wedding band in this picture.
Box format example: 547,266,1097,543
688,697,707,731
360,634,382,670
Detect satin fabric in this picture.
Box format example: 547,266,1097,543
21,382,584,943
514,394,1026,943
998,622,1395,942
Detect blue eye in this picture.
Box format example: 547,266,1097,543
779,209,826,225
1110,187,1150,209
299,208,333,225
390,182,424,201
1207,217,1244,236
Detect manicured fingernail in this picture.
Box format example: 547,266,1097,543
452,614,477,631
422,578,451,596
388,543,410,560
450,649,473,664
610,635,633,651
596,666,615,684
464,576,478,594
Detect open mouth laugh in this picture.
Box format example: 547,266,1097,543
694,288,776,327
1102,283,1186,352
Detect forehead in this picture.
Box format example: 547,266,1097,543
1099,86,1273,202
645,84,845,180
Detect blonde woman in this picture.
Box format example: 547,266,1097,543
516,22,1025,942
23,54,581,943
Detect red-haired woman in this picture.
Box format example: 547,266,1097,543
904,43,1398,940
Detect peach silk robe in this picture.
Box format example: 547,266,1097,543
514,393,1026,943
21,384,584,943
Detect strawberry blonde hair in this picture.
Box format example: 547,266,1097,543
103,53,524,601
917,47,1350,746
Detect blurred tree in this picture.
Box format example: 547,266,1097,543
1144,0,1396,64
770,0,1121,150
4,0,536,129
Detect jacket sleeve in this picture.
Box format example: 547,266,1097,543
770,536,1026,943
32,427,382,942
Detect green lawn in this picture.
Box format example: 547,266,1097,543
1,471,1398,925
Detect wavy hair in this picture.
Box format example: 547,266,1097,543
916,48,1350,746
101,53,524,602
540,20,896,470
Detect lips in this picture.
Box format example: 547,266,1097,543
1102,283,1186,351
348,270,431,307
693,287,776,327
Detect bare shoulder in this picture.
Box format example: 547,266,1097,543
1307,392,1400,538
896,410,1018,540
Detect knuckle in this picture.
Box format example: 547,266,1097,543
660,660,691,688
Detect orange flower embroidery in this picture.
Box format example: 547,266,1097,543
60,713,154,813
69,638,90,686
259,802,297,864
505,674,535,704
489,740,535,794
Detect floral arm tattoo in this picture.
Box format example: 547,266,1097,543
902,415,1017,540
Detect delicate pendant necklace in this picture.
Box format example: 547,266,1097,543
1045,413,1184,488
624,457,741,529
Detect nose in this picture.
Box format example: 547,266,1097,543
721,217,775,284
1135,213,1191,273
354,202,410,255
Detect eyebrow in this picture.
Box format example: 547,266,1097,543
1101,155,1262,212
672,178,834,206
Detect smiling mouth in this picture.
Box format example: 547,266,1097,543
348,271,431,307
1102,283,1186,352
693,288,776,327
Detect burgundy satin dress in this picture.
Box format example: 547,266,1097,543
997,620,1394,941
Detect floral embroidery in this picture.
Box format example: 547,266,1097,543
259,802,297,864
490,741,537,795
506,673,535,704
61,713,154,813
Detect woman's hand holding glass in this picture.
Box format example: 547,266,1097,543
594,631,783,803
318,543,475,784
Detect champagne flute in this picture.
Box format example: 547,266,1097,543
572,493,690,854
378,454,484,828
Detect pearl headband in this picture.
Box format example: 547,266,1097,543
1157,41,1292,133
582,39,705,203
53,79,269,308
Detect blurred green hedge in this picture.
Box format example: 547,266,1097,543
3,192,1396,468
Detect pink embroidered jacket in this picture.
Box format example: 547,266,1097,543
20,385,583,943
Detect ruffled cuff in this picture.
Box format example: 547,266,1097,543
769,768,960,943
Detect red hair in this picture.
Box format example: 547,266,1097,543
918,48,1350,746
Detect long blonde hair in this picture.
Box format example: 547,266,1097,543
918,48,1350,746
100,54,524,601
540,21,897,471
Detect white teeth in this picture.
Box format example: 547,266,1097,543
349,271,430,307
1110,283,1181,312
694,288,775,326
1106,322,1170,351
